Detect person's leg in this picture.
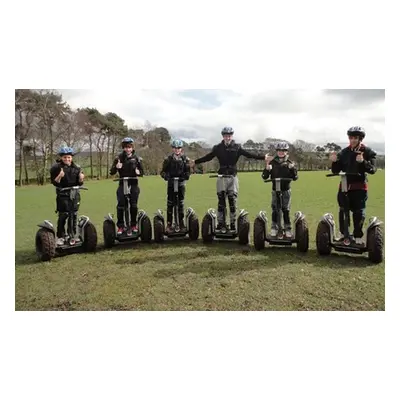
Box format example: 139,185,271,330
166,183,174,232
350,190,367,241
129,185,140,232
178,183,186,229
116,185,125,233
227,176,239,230
337,191,350,239
216,177,226,229
72,192,81,237
270,191,278,235
282,189,292,236
56,195,68,243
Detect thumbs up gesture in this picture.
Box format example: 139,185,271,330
59,168,65,178
330,151,337,162
116,159,122,169
356,152,364,163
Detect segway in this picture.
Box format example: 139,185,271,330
316,172,384,263
253,177,309,252
153,177,199,242
35,186,98,262
201,174,250,245
103,177,152,248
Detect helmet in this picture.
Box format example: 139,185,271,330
121,137,134,147
221,126,234,135
275,141,289,151
347,126,366,140
171,139,183,148
58,146,74,156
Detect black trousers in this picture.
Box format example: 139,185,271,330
116,184,140,227
56,193,80,238
167,183,185,224
337,190,368,238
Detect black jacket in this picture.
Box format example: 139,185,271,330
110,151,144,185
161,154,190,181
331,144,377,190
50,161,83,193
262,156,298,191
194,140,265,175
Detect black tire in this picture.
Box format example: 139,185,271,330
103,220,116,248
253,217,266,251
201,214,213,243
83,221,97,252
188,214,199,241
35,228,56,262
153,217,165,243
367,225,384,264
316,221,332,256
296,218,309,253
140,215,152,242
238,215,250,245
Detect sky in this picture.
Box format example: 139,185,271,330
59,89,385,149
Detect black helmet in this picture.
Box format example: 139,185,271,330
275,141,289,151
221,126,234,135
347,126,366,140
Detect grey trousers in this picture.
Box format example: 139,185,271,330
216,176,239,225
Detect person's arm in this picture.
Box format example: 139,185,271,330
194,146,216,164
136,157,144,176
262,168,271,180
331,151,343,174
184,157,191,180
160,157,170,180
361,149,377,175
289,164,298,181
239,146,265,160
50,164,63,187
110,157,119,176
76,166,84,186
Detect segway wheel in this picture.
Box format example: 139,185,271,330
201,214,214,243
253,217,266,251
296,218,309,253
238,215,250,245
367,224,384,264
188,214,199,241
35,228,56,262
83,221,97,252
103,220,116,248
153,217,165,243
316,221,332,256
140,215,152,243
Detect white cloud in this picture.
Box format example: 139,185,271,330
59,89,385,146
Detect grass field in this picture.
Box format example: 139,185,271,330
15,171,385,311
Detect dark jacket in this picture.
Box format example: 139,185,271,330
161,154,190,181
331,144,377,190
50,161,83,193
262,156,298,191
194,140,265,176
110,151,144,185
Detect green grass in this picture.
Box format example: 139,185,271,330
15,171,385,311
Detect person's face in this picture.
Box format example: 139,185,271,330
61,155,72,165
124,144,133,155
173,147,182,156
348,135,360,149
223,134,233,145
277,150,287,158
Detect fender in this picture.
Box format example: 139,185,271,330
293,211,305,240
365,216,383,231
256,211,268,234
155,209,165,222
37,220,56,234
185,207,195,226
78,215,90,230
321,213,335,243
104,213,114,223
137,209,147,235
207,208,217,232
238,209,248,219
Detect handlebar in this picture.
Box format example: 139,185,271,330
263,178,293,183
217,174,235,178
113,177,138,181
59,186,88,192
326,172,362,177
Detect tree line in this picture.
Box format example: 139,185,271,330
15,89,385,186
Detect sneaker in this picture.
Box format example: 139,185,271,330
56,237,65,246
166,223,173,234
285,230,293,238
126,227,133,236
216,223,224,231
131,225,138,234
270,228,277,237
117,227,124,235
179,221,186,232
337,233,345,241
355,237,364,245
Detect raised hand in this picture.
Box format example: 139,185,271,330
356,152,364,163
330,152,337,162
116,159,123,169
